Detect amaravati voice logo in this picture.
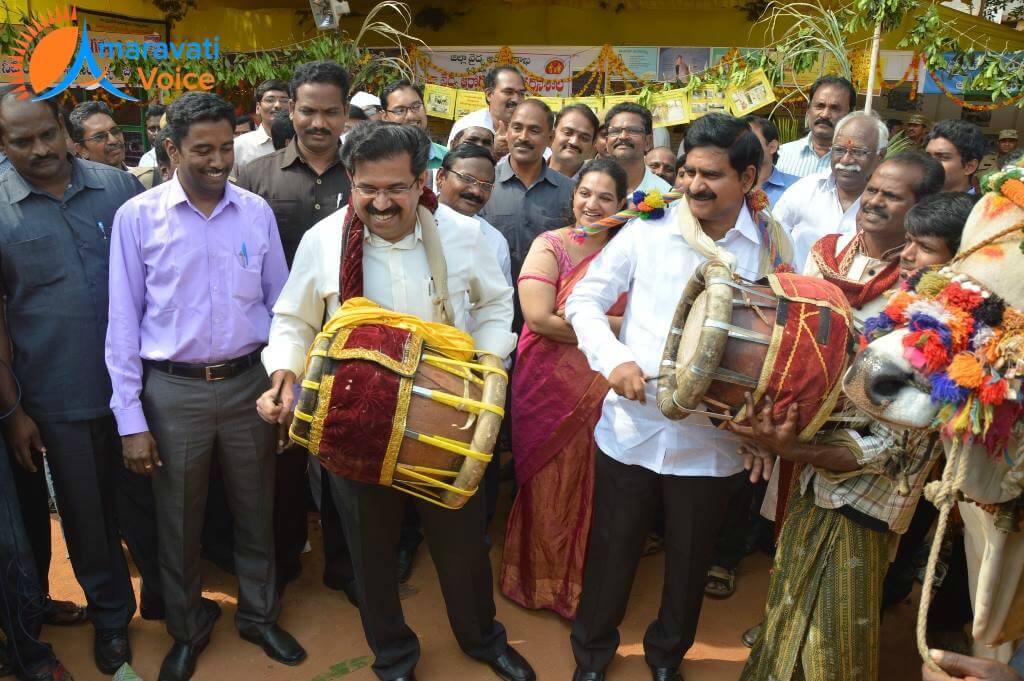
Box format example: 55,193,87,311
10,6,137,102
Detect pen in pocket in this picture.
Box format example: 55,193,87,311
96,220,107,239
240,242,249,267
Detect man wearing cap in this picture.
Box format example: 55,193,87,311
978,129,1019,174
904,114,929,150
350,91,383,121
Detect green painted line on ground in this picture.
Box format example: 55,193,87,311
311,655,374,680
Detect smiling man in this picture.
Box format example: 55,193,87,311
566,113,792,681
69,100,127,169
644,146,677,186
549,104,599,179
776,76,856,178
448,66,526,158
106,91,303,681
257,120,533,681
604,102,671,196
774,110,888,271
899,191,974,279
381,79,449,187
478,99,573,300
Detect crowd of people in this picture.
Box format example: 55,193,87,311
0,58,1021,681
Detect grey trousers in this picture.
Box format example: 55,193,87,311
143,364,279,645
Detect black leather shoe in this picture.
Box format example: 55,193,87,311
239,624,306,666
396,546,416,584
486,646,535,681
572,669,605,681
158,641,208,681
93,628,131,675
650,666,683,681
157,599,222,681
741,622,762,648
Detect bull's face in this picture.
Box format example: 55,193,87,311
842,329,938,430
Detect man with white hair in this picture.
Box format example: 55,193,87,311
772,110,888,271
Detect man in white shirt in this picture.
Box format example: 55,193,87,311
774,110,888,271
565,113,780,681
256,122,535,681
448,66,526,159
776,76,856,178
604,102,672,198
136,104,165,167
436,143,512,285
233,79,290,170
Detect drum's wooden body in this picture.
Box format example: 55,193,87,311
291,324,506,509
658,261,855,441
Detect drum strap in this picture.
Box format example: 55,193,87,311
417,205,456,327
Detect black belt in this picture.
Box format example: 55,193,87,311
143,350,262,381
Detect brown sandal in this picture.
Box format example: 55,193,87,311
704,565,736,598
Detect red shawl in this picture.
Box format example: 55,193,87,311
810,232,900,310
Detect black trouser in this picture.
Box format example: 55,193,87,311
330,474,507,680
0,439,55,676
319,467,354,589
11,422,162,616
571,451,743,672
710,477,759,571
273,447,310,588
29,417,136,629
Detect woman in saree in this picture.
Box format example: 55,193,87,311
501,157,629,619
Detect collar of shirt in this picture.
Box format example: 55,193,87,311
673,199,761,248
6,155,102,203
363,219,423,250
165,171,241,221
495,157,559,189
278,137,342,172
250,126,271,146
766,166,796,191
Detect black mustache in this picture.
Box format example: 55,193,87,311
306,128,332,136
458,191,483,204
687,190,717,201
30,154,59,165
368,206,400,217
614,140,634,148
514,141,534,150
862,207,888,219
813,117,833,128
562,143,582,154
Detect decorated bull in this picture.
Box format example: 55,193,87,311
844,161,1024,663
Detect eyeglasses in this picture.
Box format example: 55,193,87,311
386,101,423,117
447,170,494,192
82,127,124,145
261,96,291,106
360,105,381,116
606,126,645,138
830,145,873,161
352,182,420,200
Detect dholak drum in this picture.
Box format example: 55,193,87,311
657,260,855,441
289,304,507,509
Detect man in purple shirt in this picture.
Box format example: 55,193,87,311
105,92,305,681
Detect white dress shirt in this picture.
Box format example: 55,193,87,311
233,126,275,170
632,166,673,196
136,147,157,168
263,203,516,379
565,201,763,478
774,170,859,272
476,215,512,286
776,133,832,178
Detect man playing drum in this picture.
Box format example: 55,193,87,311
564,113,792,681
735,150,948,681
256,121,535,681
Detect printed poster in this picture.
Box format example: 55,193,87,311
614,47,659,81
423,83,457,119
657,48,710,83
564,96,603,117
650,89,689,128
453,89,487,120
710,47,763,67
417,47,573,96
534,96,565,113
687,84,729,120
600,93,638,121
725,68,775,117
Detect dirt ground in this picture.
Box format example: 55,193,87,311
42,489,924,681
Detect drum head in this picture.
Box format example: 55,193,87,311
677,291,708,371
